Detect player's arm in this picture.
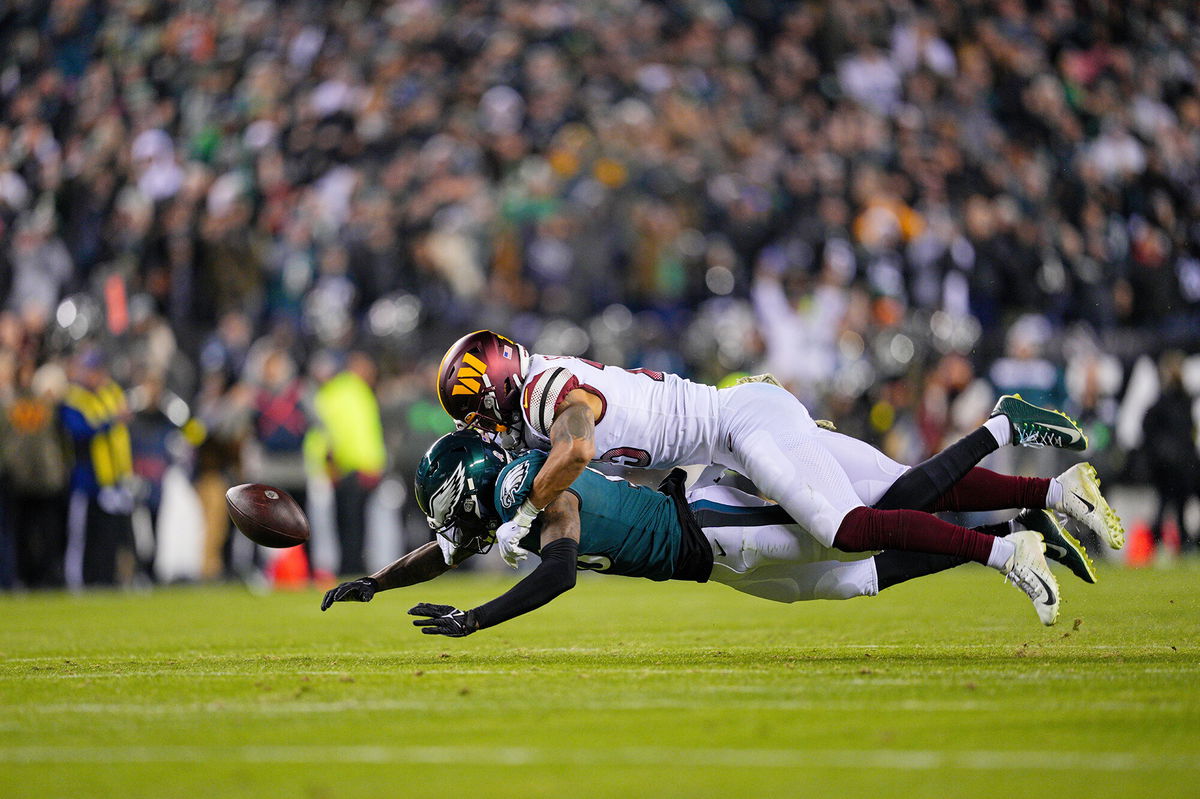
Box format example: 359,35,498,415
521,389,601,517
320,542,468,611
409,492,581,637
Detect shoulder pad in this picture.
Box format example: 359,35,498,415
521,366,580,439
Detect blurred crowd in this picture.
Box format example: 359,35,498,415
1,0,1199,589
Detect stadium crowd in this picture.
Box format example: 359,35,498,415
1,0,1198,589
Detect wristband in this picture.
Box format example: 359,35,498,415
513,498,542,529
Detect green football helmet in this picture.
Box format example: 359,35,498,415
414,430,508,556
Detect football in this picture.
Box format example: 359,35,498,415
225,483,310,548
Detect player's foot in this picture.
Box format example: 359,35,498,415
1001,530,1060,626
991,394,1087,451
1016,509,1096,585
1054,462,1125,550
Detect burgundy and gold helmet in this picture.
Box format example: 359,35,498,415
437,330,530,433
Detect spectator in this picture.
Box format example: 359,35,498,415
1141,351,1200,552
127,373,203,578
60,349,135,588
309,351,386,575
245,346,311,526
0,358,71,589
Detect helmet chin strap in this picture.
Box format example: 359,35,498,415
497,420,526,452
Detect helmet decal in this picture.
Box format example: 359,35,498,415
451,352,489,397
428,461,467,530
498,459,531,511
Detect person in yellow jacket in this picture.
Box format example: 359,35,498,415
60,349,135,588
307,351,386,575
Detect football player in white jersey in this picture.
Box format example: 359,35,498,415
321,430,1106,631
437,330,1123,625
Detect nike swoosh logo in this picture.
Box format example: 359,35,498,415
1044,542,1069,560
1044,423,1082,443
1033,572,1057,606
1073,492,1094,514
713,540,726,557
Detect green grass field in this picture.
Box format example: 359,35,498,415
2,563,1198,798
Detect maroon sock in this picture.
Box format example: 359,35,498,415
833,507,996,565
927,468,1050,512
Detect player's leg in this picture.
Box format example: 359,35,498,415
810,424,1038,511
691,482,1088,608
816,416,1124,550
714,417,1098,584
715,381,867,548
872,511,1097,588
715,384,1059,623
690,482,880,603
718,383,1006,564
695,489,1040,603
710,558,881,603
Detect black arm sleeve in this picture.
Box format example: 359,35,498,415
468,537,579,631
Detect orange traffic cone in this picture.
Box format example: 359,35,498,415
1125,521,1154,568
268,545,311,589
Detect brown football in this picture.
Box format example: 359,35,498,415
226,483,310,548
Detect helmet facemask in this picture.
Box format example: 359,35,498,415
415,430,510,564
424,461,500,558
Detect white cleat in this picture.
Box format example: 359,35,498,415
1055,462,1125,550
1002,530,1060,626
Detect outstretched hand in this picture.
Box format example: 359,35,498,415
321,577,379,611
408,603,478,637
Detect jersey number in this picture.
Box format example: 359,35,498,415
576,554,612,572
597,447,652,467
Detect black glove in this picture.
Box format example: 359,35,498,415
321,577,379,611
408,603,479,637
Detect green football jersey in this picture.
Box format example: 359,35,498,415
493,451,684,580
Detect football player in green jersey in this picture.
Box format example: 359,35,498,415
321,428,1110,634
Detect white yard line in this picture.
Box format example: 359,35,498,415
1,697,1192,715
0,744,1196,771
3,663,1196,681
1,642,1193,663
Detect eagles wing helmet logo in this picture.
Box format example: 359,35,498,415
499,460,531,510
429,462,467,528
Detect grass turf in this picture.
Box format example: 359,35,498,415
1,563,1198,798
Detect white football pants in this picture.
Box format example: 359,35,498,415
688,481,879,603
713,382,909,547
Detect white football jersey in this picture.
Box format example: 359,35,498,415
519,354,721,469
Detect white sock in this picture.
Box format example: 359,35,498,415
986,536,1017,571
985,415,1012,447
1046,477,1063,510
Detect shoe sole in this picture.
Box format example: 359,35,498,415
998,393,1088,451
1021,509,1097,584
1068,463,1125,550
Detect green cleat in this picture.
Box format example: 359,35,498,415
991,394,1087,451
1055,462,1125,550
1016,509,1097,585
